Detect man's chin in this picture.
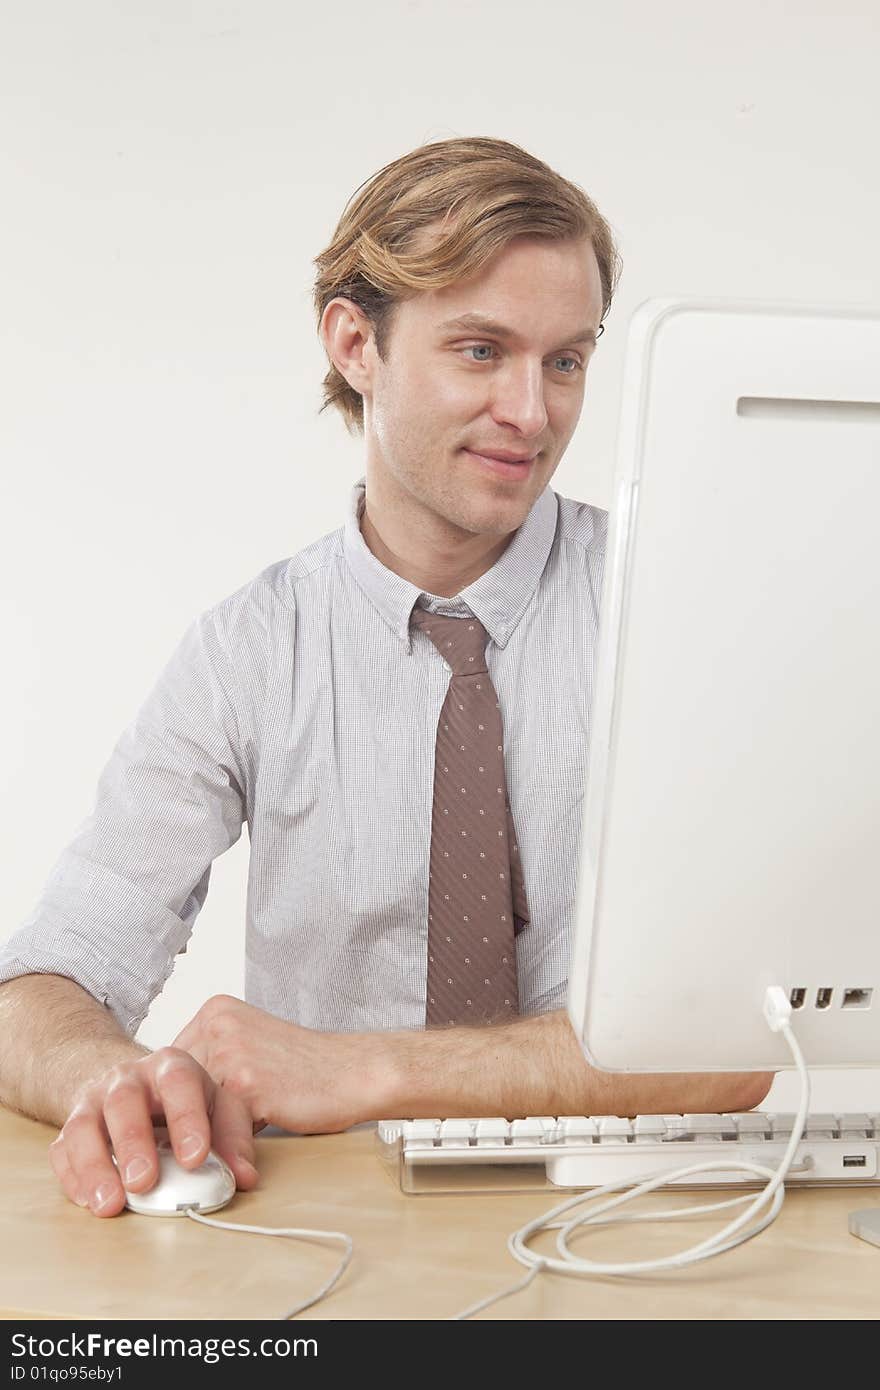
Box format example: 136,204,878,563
447,496,536,539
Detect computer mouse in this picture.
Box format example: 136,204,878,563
115,1132,236,1217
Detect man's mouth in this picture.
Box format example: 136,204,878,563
464,449,539,480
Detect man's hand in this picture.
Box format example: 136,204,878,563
48,1047,260,1219
171,995,394,1135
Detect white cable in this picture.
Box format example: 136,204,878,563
185,1209,354,1318
453,985,809,1319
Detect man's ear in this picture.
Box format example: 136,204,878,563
320,297,376,396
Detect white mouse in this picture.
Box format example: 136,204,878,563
116,1132,236,1217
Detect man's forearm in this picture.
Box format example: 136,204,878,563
0,973,149,1127
383,1008,773,1119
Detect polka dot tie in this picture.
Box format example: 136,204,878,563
410,607,530,1028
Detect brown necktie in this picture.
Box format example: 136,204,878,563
410,606,530,1028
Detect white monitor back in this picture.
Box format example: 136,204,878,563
568,297,880,1072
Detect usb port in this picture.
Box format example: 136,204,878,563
842,988,873,1009
843,1155,867,1168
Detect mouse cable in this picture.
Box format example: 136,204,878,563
184,1209,354,1318
452,985,810,1319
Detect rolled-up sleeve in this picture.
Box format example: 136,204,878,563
0,608,247,1035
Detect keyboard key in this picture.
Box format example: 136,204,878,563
439,1119,475,1147
407,1119,442,1148
803,1113,838,1139
510,1117,557,1144
767,1113,798,1138
634,1115,668,1142
837,1113,871,1139
597,1116,632,1143
682,1114,736,1142
558,1116,598,1143
474,1118,510,1146
662,1114,689,1141
727,1112,772,1140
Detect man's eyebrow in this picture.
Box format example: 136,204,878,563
435,312,597,346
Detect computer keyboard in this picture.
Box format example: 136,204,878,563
376,1112,880,1193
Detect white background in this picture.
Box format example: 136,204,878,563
2,1,878,1109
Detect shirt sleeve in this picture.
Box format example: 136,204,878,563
521,982,569,1017
0,608,247,1035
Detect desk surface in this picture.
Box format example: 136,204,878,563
2,1106,879,1320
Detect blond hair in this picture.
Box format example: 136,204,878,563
312,136,622,435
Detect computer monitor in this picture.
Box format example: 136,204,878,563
567,297,880,1075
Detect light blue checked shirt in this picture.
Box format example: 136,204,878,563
0,479,607,1036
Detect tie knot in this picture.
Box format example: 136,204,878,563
410,608,489,676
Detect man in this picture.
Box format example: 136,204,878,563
0,137,772,1218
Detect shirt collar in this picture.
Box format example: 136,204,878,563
342,476,559,652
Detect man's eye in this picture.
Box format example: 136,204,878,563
462,345,582,374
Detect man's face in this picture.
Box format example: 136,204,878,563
361,232,604,539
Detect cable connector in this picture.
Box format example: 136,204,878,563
763,985,792,1033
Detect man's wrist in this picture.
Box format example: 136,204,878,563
367,1009,575,1120
360,1026,416,1120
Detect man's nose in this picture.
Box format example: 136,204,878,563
487,361,549,438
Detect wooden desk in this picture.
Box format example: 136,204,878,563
2,1106,879,1320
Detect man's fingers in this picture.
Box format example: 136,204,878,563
209,1085,260,1190
48,1135,89,1209
152,1050,216,1169
56,1108,126,1218
103,1073,161,1193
